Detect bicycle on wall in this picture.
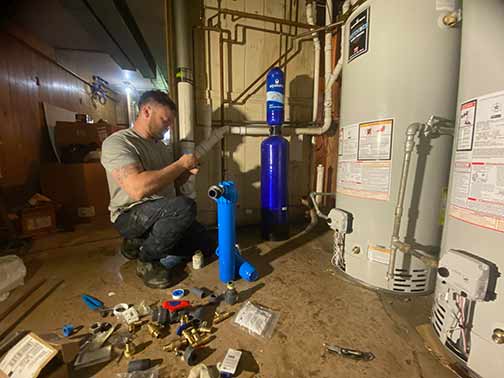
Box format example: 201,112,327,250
90,75,109,106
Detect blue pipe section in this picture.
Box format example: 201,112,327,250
209,181,258,283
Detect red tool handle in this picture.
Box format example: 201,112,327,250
162,300,190,312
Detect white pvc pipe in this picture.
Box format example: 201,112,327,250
306,2,321,123
315,164,325,204
191,0,356,158
294,0,338,136
178,81,195,141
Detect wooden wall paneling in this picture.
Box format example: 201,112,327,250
0,33,14,182
0,29,126,204
4,35,26,186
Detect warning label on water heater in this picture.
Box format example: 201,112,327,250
348,7,370,62
449,89,504,232
337,119,393,201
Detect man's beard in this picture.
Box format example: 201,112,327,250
149,122,165,140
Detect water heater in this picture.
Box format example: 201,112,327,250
432,2,504,377
334,0,461,293
261,68,289,240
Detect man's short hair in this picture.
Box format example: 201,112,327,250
138,90,177,112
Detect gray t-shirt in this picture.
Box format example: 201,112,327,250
101,128,176,222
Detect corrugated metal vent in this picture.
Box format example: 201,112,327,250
392,268,428,293
432,301,446,337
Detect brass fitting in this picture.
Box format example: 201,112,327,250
213,311,233,324
198,327,212,333
182,329,197,346
190,328,201,341
193,334,212,348
124,341,136,358
147,323,162,338
163,338,188,352
180,314,190,325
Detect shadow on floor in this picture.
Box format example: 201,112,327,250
239,223,329,279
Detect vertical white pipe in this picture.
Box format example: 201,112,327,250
316,164,325,204
306,2,321,122
178,82,195,141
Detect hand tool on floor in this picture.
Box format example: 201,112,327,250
81,294,113,316
323,343,375,361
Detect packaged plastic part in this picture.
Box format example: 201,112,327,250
117,366,159,378
0,255,27,301
233,301,279,339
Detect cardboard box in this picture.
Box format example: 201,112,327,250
40,334,80,364
40,163,110,224
20,203,56,237
54,121,110,147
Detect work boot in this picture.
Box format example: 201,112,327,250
136,260,172,289
120,238,143,260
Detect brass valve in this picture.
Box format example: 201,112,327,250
147,323,162,338
213,311,233,324
124,341,136,358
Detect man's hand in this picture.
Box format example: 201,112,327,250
177,153,199,170
175,167,199,188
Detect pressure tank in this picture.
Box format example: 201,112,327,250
261,128,289,241
266,67,284,126
431,2,504,377
335,0,461,293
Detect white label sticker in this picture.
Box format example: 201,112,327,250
26,216,52,231
358,119,393,160
367,244,390,265
220,349,242,374
266,91,284,104
449,90,504,232
337,120,393,201
457,100,477,151
78,206,96,218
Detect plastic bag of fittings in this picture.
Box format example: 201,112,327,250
116,366,160,378
233,301,279,339
0,255,27,302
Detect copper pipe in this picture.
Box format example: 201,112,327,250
204,5,314,29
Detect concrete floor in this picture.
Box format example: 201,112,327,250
14,222,455,378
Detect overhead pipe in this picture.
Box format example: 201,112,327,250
294,0,344,135
192,0,356,161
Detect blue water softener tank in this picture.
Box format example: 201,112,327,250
266,67,284,125
261,67,289,240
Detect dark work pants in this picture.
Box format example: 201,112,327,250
114,196,215,264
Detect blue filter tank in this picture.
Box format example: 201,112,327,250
266,67,284,125
261,127,289,241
